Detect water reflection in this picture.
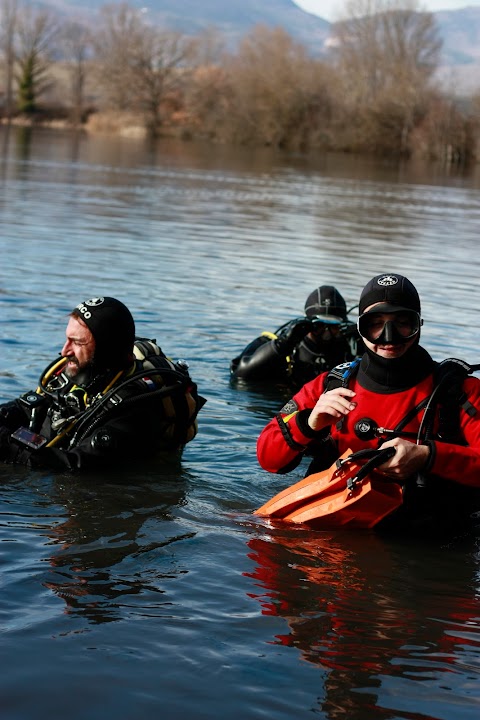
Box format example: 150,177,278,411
42,467,192,625
1,125,480,189
245,527,480,719
228,379,292,423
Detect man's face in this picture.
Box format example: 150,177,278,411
61,315,96,378
308,320,342,345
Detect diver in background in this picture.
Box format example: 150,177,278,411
231,285,360,389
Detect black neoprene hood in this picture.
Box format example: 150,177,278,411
359,274,421,315
72,296,135,369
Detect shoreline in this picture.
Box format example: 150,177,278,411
1,112,479,164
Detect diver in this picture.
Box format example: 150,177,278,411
230,285,361,389
256,274,480,531
0,297,205,472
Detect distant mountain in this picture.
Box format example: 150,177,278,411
30,1,480,94
432,7,480,94
36,0,330,49
435,6,480,63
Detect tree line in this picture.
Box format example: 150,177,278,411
0,0,478,161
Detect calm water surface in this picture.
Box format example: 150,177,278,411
1,126,480,719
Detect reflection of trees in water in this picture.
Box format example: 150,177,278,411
43,465,193,624
245,526,480,719
1,124,33,167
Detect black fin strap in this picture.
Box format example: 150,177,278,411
336,447,386,468
337,446,396,491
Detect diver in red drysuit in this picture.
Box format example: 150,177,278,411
257,273,480,530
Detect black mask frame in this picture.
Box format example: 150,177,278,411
358,310,422,345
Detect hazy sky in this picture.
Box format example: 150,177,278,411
293,1,480,21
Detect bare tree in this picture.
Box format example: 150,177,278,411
184,63,228,140
220,25,334,149
15,4,58,114
92,3,145,111
192,25,226,67
61,20,92,126
332,0,442,153
181,25,228,139
0,0,18,119
414,93,479,162
92,2,194,134
129,27,195,133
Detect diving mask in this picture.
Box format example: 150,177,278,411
358,309,422,345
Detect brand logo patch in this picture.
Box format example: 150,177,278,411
377,275,398,287
75,297,104,320
281,400,298,415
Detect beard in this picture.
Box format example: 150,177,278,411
64,355,95,381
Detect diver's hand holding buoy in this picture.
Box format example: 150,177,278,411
308,387,357,431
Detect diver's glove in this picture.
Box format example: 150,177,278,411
275,317,312,355
0,402,28,430
0,425,11,460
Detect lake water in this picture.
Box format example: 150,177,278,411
1,125,480,720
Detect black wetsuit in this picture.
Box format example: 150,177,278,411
0,343,204,472
231,320,359,389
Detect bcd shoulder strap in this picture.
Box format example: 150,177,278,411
323,358,361,392
432,358,479,443
434,359,478,415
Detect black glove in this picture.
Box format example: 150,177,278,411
0,401,28,431
275,317,313,354
0,425,12,460
0,425,33,464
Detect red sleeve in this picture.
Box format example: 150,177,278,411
431,376,480,487
256,374,327,473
